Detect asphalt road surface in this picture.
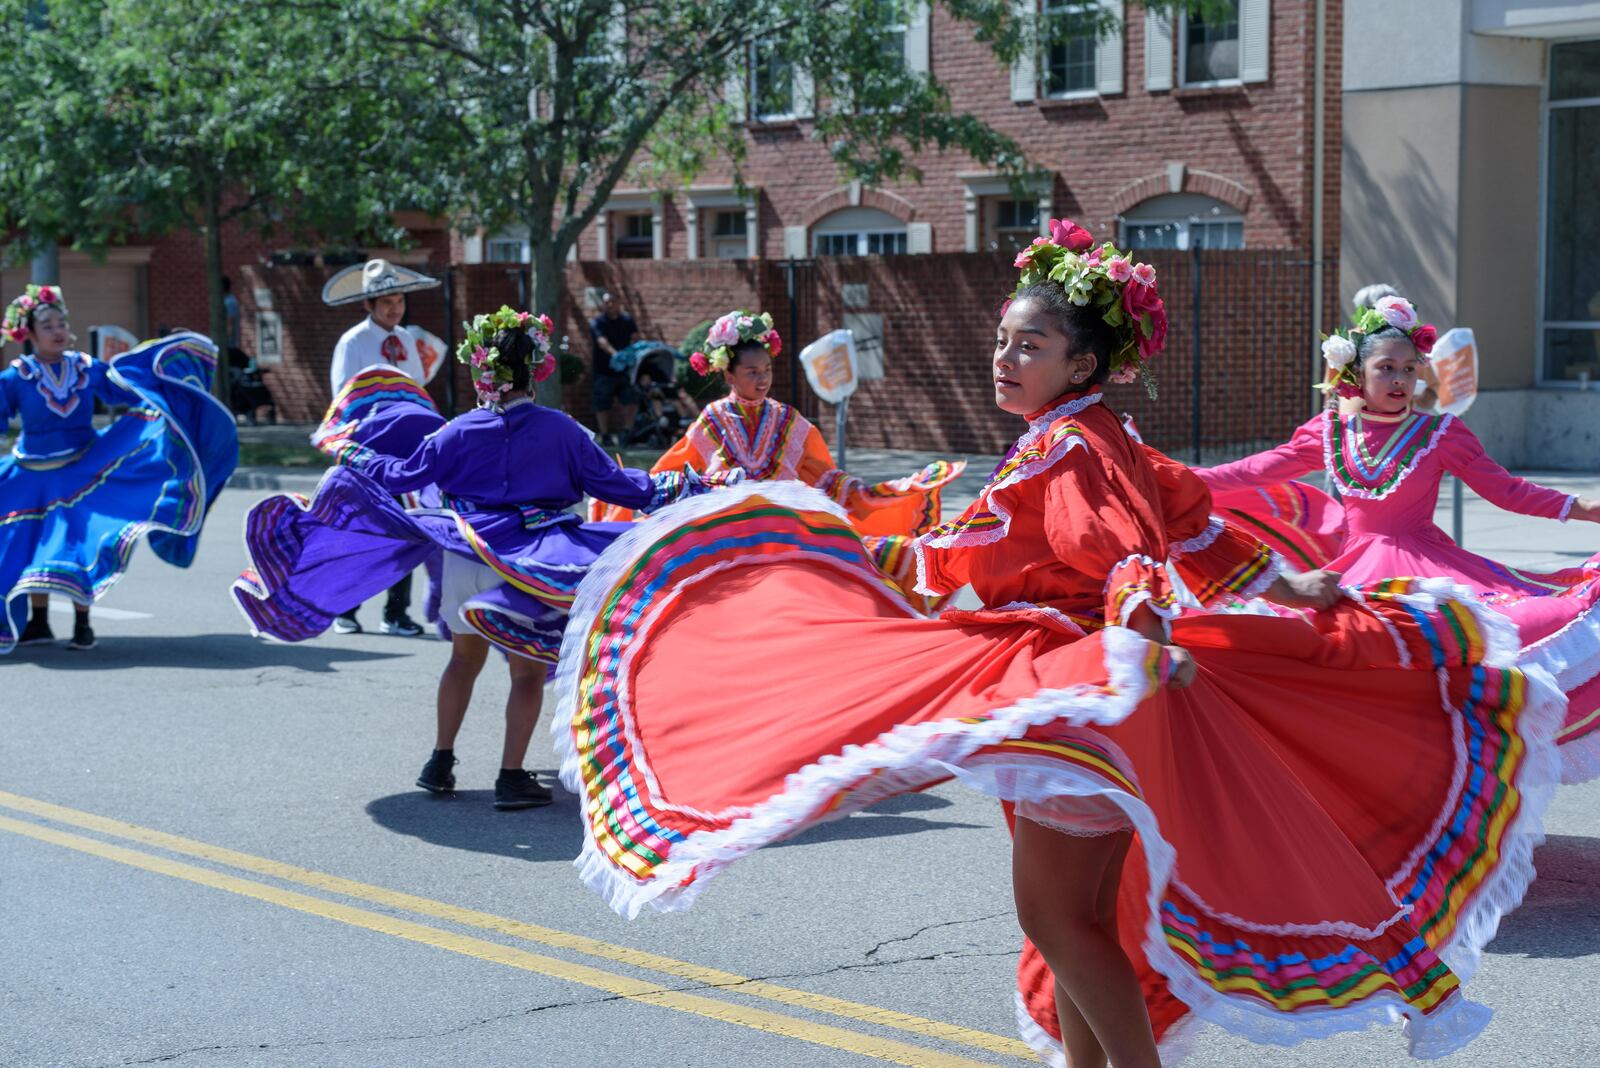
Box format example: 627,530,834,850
5,465,1600,1068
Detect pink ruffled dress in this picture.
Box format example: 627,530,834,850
1199,407,1600,782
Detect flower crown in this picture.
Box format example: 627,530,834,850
689,310,781,375
1010,218,1168,393
456,306,555,406
1318,295,1437,398
3,284,68,345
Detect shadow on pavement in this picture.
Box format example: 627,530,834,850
9,632,407,672
366,782,979,860
366,780,585,862
1488,834,1600,959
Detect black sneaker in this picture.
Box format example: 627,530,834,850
380,615,423,637
494,769,554,810
416,752,458,794
68,620,96,651
17,617,55,646
331,613,362,635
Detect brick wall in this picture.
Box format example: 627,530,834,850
577,1,1342,261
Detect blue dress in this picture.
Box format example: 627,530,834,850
232,367,710,669
0,335,240,651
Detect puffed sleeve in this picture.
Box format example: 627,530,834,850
90,359,142,406
1142,445,1284,604
1042,447,1180,628
1442,419,1575,521
571,416,714,514
1195,414,1325,495
340,424,456,494
0,367,16,425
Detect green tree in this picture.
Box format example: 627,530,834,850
0,0,416,396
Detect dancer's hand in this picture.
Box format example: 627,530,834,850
1570,498,1600,524
1165,646,1197,689
1266,569,1344,610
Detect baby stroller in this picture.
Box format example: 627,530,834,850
228,346,277,426
611,341,696,448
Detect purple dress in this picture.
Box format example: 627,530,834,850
233,368,706,667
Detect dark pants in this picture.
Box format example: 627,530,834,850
338,572,412,624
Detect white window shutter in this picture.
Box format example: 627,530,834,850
783,226,808,259
793,65,815,119
906,222,932,254
1009,0,1036,102
1240,0,1270,83
1095,0,1124,96
905,2,931,74
725,46,748,122
1144,8,1173,91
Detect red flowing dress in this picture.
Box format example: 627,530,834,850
553,390,1559,1062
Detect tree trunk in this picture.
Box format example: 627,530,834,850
531,238,567,410
201,178,231,405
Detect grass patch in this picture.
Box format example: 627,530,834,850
238,442,329,468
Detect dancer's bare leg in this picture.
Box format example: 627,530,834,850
501,653,546,771
436,632,489,750
1014,817,1156,1068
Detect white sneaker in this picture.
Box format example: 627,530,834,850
380,616,423,637
331,615,362,635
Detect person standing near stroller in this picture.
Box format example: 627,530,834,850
322,258,437,637
587,291,640,447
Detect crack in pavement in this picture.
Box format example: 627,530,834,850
863,911,1013,958
90,986,693,1068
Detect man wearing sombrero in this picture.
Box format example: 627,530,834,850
321,258,440,637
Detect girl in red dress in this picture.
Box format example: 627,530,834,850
551,221,1560,1064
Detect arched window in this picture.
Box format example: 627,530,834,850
811,207,908,257
1118,193,1243,251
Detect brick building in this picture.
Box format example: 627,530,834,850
5,0,1345,460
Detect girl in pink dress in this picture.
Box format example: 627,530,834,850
1198,294,1600,780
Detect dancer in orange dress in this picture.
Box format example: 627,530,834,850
594,310,963,601
553,221,1559,1064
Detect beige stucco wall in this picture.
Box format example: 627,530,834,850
1340,86,1462,325
1458,84,1543,389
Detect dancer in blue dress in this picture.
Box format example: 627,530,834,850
1,285,239,651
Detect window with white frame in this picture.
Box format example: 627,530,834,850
870,0,909,65
812,207,909,257
1043,2,1098,97
1541,39,1600,385
751,40,796,120
1119,193,1243,250
1181,0,1240,85
709,209,749,259
485,233,530,263
614,212,654,259
986,197,1041,253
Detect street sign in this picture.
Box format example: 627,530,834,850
255,311,283,366
91,324,139,362
1429,327,1478,415
799,329,859,404
405,324,448,385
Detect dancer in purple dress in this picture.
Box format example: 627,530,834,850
234,308,718,808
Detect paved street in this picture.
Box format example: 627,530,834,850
5,456,1600,1068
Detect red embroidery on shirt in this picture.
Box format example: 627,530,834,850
380,335,405,365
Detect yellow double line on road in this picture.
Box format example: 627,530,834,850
0,790,1032,1067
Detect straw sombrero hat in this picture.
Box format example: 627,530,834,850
321,258,440,307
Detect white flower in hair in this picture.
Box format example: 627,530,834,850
1374,295,1417,332
1321,334,1357,369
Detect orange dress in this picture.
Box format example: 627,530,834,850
554,390,1559,1061
594,395,964,598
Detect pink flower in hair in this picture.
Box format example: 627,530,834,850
1086,246,1104,267
1104,256,1133,283
1012,249,1035,268
1048,218,1094,252
17,295,34,312
1335,381,1362,399
8,325,29,343
469,346,488,368
533,356,556,383
689,352,711,375
706,314,741,348
1411,324,1438,354
998,297,1013,319
1131,263,1157,287
764,330,782,356
1109,365,1138,384
1375,295,1417,332
538,314,553,333
36,287,57,304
